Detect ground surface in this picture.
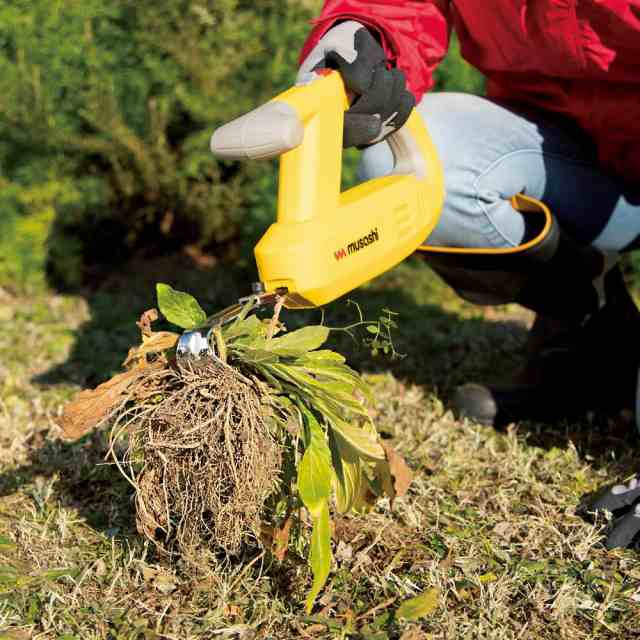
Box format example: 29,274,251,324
1,255,639,639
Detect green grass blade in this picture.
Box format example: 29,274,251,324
305,500,332,614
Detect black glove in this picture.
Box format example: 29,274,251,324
578,474,640,549
297,21,415,149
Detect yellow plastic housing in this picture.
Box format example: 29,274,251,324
254,71,445,308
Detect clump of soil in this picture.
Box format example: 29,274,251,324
111,358,281,555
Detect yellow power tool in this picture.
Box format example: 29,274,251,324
177,71,444,359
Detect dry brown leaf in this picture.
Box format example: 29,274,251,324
1,631,32,640
303,624,327,636
224,604,242,618
123,331,179,367
57,368,145,440
273,516,293,561
137,308,159,337
382,442,413,500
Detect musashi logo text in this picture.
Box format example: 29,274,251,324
334,228,380,261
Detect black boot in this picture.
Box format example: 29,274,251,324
452,267,640,425
418,194,640,426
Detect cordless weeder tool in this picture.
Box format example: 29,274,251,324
177,71,444,360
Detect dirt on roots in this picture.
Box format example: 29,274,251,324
110,359,282,555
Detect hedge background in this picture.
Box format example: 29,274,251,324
0,0,484,294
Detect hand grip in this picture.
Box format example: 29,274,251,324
210,72,443,217
210,102,304,161
269,71,443,226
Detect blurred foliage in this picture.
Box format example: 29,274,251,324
434,35,485,95
0,1,484,293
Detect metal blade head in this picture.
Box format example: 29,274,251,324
175,287,294,362
176,290,272,362
176,330,214,360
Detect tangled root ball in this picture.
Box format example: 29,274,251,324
122,360,282,555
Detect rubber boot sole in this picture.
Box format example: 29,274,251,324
451,382,586,426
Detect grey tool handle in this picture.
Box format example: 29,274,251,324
210,101,304,161
211,100,427,181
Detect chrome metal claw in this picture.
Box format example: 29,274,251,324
176,290,282,361
176,331,214,360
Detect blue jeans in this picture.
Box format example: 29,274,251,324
359,93,640,252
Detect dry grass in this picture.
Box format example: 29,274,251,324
1,259,639,638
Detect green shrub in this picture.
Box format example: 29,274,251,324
0,178,83,292
0,0,314,290
434,35,485,95
0,1,484,292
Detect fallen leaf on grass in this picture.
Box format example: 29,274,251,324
93,559,107,577
335,540,353,564
223,604,242,618
303,623,327,636
57,368,145,440
396,587,441,621
374,444,414,507
382,443,413,499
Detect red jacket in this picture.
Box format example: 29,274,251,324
301,1,640,184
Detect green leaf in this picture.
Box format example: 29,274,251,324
297,350,346,365
283,364,355,397
237,348,280,365
308,393,368,426
330,420,385,462
41,567,80,582
312,364,360,386
298,409,332,518
252,365,283,390
305,500,332,613
156,283,207,330
372,460,395,500
329,429,362,514
266,326,330,356
396,587,441,620
223,314,264,342
266,366,361,418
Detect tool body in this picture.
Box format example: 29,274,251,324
178,71,444,359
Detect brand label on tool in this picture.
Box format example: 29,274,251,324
334,228,380,261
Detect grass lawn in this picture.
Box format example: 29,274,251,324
1,254,639,639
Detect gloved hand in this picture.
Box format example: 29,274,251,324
578,473,640,549
297,21,415,149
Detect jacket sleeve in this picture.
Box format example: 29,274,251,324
299,0,451,101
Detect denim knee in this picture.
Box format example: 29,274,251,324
357,93,531,249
